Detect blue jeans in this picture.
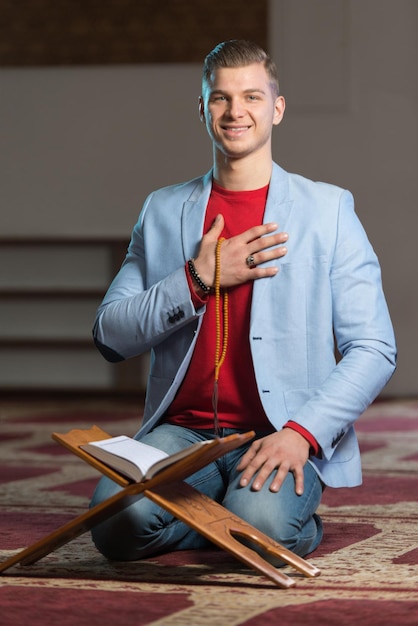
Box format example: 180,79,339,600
90,424,323,564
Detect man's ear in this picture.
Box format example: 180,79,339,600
273,95,286,126
198,96,206,123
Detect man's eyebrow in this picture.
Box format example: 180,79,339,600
209,88,267,96
243,88,267,94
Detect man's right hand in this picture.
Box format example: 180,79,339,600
194,213,289,289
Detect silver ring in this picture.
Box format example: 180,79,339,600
246,254,256,269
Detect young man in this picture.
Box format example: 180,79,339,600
91,40,396,562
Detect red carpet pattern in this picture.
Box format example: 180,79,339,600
0,398,418,625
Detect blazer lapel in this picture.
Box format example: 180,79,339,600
181,170,213,261
264,163,293,230
251,163,293,310
252,163,293,304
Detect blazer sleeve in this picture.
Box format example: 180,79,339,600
291,190,397,460
92,198,201,362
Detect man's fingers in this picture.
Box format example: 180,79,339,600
249,232,288,254
208,214,224,237
293,468,305,496
245,222,279,242
248,244,288,269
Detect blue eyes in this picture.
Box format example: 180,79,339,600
211,95,260,103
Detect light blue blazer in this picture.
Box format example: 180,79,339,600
93,163,396,488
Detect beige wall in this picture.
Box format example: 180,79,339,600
270,0,418,397
0,0,416,396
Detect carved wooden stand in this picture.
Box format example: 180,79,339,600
0,426,320,588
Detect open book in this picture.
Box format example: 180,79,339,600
80,436,212,483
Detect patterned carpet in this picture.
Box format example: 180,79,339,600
0,397,418,625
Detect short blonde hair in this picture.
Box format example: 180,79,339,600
202,40,280,96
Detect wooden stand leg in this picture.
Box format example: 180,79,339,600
0,480,149,574
146,481,320,589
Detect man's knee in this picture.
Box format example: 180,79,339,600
224,478,323,558
90,499,154,561
90,479,163,561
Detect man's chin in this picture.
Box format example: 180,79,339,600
217,144,253,160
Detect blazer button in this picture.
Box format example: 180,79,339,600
168,308,185,323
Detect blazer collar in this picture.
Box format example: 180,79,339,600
254,163,293,302
264,162,293,229
181,170,213,260
181,164,293,260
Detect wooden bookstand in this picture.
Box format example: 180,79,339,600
0,426,320,588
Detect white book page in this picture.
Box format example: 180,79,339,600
89,436,168,474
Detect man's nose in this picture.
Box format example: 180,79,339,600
227,97,245,118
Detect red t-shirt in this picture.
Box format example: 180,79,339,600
166,181,273,431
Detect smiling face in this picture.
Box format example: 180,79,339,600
199,62,285,165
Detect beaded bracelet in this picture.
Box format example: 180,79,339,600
187,259,212,294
